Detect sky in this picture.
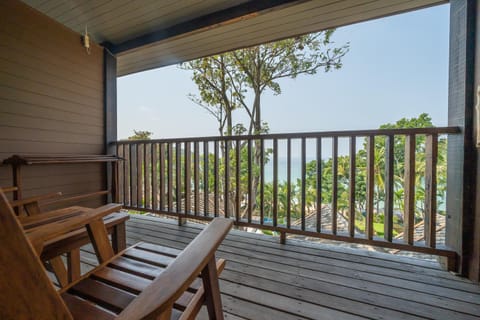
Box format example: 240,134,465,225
117,4,450,140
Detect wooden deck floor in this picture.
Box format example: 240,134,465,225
79,215,480,320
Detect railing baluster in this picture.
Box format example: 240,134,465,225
236,140,241,222
123,144,129,206
366,136,375,240
117,144,122,203
404,134,416,244
194,141,200,215
224,140,230,218
214,140,219,217
129,144,135,207
384,135,394,242
301,138,306,231
185,142,191,214
176,142,182,213
159,143,165,211
152,143,158,211
137,144,142,208
144,143,149,209
247,139,252,224
425,134,438,248
204,141,209,216
260,139,264,225
349,136,356,238
287,138,291,229
316,138,322,233
332,137,338,235
273,138,278,227
167,143,173,212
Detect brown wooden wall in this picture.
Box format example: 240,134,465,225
0,0,106,207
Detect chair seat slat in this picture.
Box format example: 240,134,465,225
62,292,115,320
70,278,135,314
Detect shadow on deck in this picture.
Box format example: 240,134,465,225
79,214,480,320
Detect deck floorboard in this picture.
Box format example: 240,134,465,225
78,215,480,320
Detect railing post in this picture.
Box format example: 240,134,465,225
224,140,230,218
316,138,322,233
204,141,209,216
280,231,286,245
384,135,394,242
404,134,416,245
260,139,265,225
185,142,191,214
301,138,306,231
425,134,438,248
366,136,375,240
332,137,338,235
235,140,241,223
178,217,186,226
273,138,278,227
349,136,356,238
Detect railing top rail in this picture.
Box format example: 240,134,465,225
115,126,461,144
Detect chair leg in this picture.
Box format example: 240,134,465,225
49,256,68,287
67,248,81,282
156,305,173,320
201,256,224,320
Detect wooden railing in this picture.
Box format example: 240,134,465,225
115,127,460,260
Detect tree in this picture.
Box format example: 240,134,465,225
183,31,348,218
182,30,349,136
181,56,241,136
128,130,153,140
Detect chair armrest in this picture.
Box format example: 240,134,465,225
116,218,233,320
10,192,62,208
26,203,122,254
0,186,18,193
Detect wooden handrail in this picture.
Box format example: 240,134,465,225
115,127,460,144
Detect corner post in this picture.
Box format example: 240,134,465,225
104,48,117,203
446,0,477,277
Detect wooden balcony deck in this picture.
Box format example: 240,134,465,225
79,215,480,320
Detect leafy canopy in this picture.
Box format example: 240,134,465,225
128,130,153,140
182,31,349,135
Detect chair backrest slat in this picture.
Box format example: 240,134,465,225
0,190,72,319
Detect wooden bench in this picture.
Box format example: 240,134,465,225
3,188,129,286
0,190,232,319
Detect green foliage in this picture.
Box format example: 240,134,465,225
252,114,447,236
128,130,153,140
182,31,349,136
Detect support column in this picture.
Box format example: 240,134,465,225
104,49,117,203
446,0,477,278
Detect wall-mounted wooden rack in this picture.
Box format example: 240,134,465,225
3,154,123,205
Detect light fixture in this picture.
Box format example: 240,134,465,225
81,25,91,55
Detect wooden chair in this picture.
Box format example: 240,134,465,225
1,187,129,287
0,190,232,319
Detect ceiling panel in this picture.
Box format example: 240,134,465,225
21,0,446,76
22,0,249,43
116,0,446,76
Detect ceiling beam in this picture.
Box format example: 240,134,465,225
108,0,306,55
